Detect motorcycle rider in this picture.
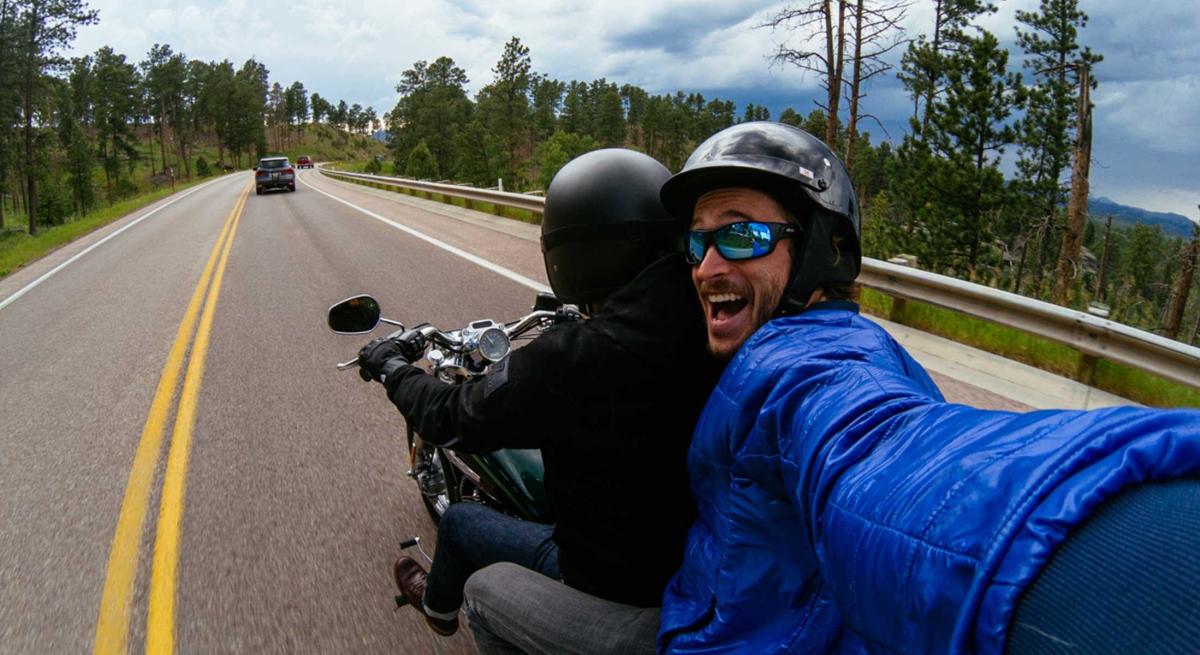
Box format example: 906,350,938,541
356,149,722,645
655,121,1200,653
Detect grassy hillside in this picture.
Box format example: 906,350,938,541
262,124,386,164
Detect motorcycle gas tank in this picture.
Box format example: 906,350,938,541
464,448,550,522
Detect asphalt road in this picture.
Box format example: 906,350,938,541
0,169,1022,654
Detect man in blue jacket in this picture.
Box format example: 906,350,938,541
656,121,1200,654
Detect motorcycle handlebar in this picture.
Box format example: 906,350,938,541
337,306,581,371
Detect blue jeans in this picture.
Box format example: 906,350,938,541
424,502,560,615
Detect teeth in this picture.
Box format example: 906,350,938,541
707,293,743,304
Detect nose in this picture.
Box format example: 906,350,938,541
694,243,732,282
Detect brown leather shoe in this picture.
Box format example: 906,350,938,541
393,556,459,636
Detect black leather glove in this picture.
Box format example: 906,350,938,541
358,337,408,382
357,330,426,383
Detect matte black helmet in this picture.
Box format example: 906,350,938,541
541,149,680,304
660,121,861,315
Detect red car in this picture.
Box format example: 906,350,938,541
296,155,314,169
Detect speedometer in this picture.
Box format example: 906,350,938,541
477,327,511,362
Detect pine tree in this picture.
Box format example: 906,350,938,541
921,29,1018,274
13,0,98,233
58,55,93,215
530,75,564,143
404,140,438,180
91,46,140,201
534,131,599,190
1012,0,1103,301
475,37,532,185
388,57,471,179
590,79,625,147
898,0,995,139
619,84,648,146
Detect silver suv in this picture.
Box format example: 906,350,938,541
255,157,295,194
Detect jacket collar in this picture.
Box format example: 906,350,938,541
802,300,860,314
591,253,706,340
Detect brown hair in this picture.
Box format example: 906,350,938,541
821,281,860,302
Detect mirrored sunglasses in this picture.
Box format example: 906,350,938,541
686,221,799,265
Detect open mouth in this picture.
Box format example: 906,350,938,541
707,292,748,325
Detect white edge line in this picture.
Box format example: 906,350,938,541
299,171,552,294
0,175,235,313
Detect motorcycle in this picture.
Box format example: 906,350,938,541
327,292,582,527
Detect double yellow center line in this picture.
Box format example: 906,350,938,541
93,184,250,655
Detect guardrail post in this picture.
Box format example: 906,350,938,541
1077,354,1099,387
886,255,918,322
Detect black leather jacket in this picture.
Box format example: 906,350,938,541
385,253,721,607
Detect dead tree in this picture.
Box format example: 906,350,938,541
1051,61,1092,306
1093,214,1113,302
761,1,848,147
844,0,909,171
1163,222,1200,340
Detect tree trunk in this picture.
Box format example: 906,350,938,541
173,105,190,178
1094,215,1113,302
1052,63,1091,306
825,0,846,148
844,0,864,171
23,5,37,236
159,100,169,174
1013,234,1029,293
919,0,945,138
1163,225,1200,339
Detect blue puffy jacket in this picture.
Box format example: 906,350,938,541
658,302,1200,654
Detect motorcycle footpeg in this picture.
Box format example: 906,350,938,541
399,536,420,550
395,594,409,609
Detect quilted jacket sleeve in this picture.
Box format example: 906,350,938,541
773,360,1200,654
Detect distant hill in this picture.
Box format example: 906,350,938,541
1088,197,1196,239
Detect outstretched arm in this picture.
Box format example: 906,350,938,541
776,363,1200,653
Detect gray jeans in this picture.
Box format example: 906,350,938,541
463,562,659,655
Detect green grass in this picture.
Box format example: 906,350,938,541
859,288,1200,407
0,174,218,280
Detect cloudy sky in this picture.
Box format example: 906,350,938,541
69,0,1199,220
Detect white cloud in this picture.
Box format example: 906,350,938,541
1095,76,1200,154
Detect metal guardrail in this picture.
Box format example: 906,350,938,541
319,165,1200,389
859,260,1200,388
321,166,545,216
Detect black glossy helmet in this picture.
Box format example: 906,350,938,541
660,121,861,315
541,149,680,304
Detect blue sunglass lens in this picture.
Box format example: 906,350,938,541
687,232,706,263
716,222,774,260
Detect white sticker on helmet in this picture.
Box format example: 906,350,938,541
798,166,815,179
